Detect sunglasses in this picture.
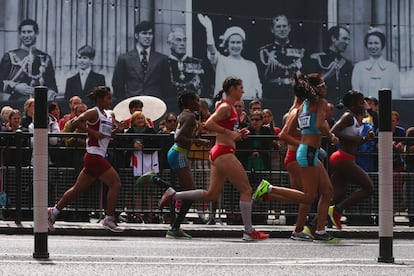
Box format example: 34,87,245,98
250,118,262,121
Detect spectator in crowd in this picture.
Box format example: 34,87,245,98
1,109,31,166
364,96,379,132
127,111,160,223
248,100,262,117
307,26,353,106
262,109,281,134
157,112,177,171
157,119,166,133
158,113,177,135
0,105,13,131
62,102,88,148
238,110,273,171
392,110,406,211
234,100,248,129
189,98,212,170
28,102,61,165
352,28,400,99
0,19,57,102
258,14,304,120
167,27,211,101
121,99,154,129
21,98,35,128
64,45,106,105
356,109,378,173
262,108,283,170
405,127,414,226
326,102,336,128
112,21,170,105
197,14,262,101
59,96,82,130
62,102,88,174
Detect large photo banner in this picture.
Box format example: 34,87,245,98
0,0,413,126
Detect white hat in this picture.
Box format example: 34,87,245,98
113,95,167,122
219,26,246,48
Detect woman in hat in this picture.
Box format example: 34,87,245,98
197,14,262,100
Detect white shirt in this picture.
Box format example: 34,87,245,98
79,68,91,89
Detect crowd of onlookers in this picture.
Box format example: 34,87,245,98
1,91,413,226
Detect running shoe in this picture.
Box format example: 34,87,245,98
135,170,157,188
47,207,56,231
242,230,269,241
303,225,316,236
290,231,313,242
328,205,343,230
158,187,176,209
252,179,270,201
102,217,124,233
313,232,340,243
166,228,192,239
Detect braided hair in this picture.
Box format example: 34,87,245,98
177,89,198,112
291,72,322,101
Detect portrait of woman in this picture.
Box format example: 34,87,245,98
351,27,400,99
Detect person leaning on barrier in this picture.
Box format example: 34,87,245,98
62,103,88,147
2,109,31,166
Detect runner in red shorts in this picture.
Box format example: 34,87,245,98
47,86,126,232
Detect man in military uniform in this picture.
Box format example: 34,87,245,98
306,26,353,106
0,19,57,102
258,15,304,122
167,27,210,102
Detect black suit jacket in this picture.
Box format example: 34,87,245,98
111,49,172,104
64,70,106,105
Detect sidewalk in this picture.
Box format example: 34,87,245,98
1,220,414,239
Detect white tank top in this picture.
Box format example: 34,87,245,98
86,107,113,157
341,116,362,137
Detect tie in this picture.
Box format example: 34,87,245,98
141,50,148,74
80,71,87,89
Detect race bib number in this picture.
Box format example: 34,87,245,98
298,113,311,130
101,121,113,137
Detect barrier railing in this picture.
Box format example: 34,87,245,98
0,132,413,226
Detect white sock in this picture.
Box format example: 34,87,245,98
268,185,273,193
105,215,114,221
52,207,60,216
315,230,326,235
239,200,254,233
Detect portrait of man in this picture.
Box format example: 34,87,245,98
111,21,171,105
306,26,353,105
167,27,212,102
0,19,57,102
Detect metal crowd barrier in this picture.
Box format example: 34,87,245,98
0,132,413,227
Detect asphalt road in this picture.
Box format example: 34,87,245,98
1,235,414,275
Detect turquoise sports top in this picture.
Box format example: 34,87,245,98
298,100,321,135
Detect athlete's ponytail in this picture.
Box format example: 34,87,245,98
213,76,242,104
